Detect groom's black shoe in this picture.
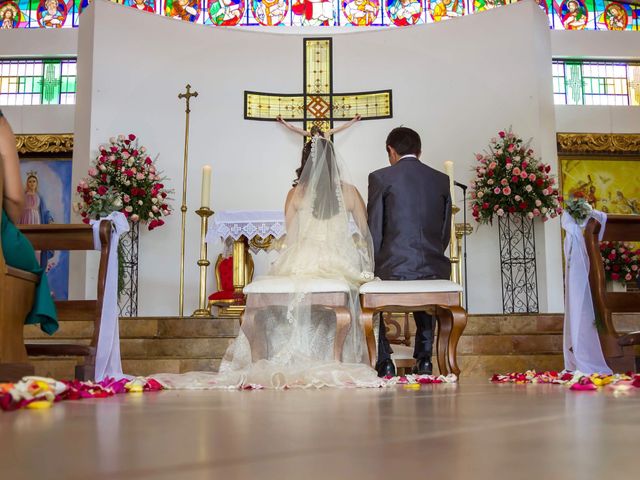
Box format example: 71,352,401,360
376,359,396,378
412,358,433,376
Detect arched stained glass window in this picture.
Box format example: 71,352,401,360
0,0,638,29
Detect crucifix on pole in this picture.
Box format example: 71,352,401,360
244,37,393,138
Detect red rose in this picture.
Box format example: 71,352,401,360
511,176,518,183
161,192,167,199
487,170,494,177
498,131,506,138
506,157,512,164
82,218,90,224
76,186,82,193
521,161,528,169
149,220,159,231
611,273,620,280
97,186,108,195
613,265,621,272
536,178,544,187
110,146,118,153
508,206,516,213
145,157,152,164
519,202,527,210
482,202,489,210
157,219,165,227
545,165,551,173
80,212,87,217
128,134,136,141
608,253,616,261
124,169,134,177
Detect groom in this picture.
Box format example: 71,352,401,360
367,127,452,377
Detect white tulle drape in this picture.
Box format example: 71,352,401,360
562,210,612,375
154,138,383,389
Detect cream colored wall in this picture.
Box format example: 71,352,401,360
1,0,638,314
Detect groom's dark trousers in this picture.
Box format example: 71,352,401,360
367,156,452,364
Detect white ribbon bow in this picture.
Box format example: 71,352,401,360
91,212,130,381
561,209,612,375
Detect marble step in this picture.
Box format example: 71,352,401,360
29,354,563,380
24,317,239,340
24,314,639,342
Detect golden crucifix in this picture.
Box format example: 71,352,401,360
245,37,393,136
178,84,198,317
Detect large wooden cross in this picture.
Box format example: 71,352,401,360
244,38,393,136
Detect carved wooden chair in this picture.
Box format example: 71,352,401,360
360,280,468,376
208,253,255,307
242,277,353,362
585,214,640,372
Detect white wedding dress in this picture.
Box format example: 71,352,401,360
153,138,383,389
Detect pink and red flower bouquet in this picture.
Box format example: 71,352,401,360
600,240,640,284
76,134,172,231
470,128,563,224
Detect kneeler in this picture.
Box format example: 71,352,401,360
359,280,468,376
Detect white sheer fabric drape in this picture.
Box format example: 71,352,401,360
154,138,382,389
562,210,612,375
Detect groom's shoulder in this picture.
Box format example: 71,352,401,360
369,165,394,182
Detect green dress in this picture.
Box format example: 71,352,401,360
2,210,58,334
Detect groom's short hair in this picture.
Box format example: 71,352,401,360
386,127,421,156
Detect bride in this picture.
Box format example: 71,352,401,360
154,137,382,389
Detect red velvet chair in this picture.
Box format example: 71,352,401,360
208,254,255,306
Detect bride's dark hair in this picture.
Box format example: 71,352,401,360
293,140,313,187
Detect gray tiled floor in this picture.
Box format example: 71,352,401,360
2,382,639,480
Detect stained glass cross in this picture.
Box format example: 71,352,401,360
244,38,393,136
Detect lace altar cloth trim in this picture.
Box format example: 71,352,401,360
206,210,360,244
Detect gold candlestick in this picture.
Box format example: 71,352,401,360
192,206,214,318
178,84,198,317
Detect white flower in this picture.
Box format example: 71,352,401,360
125,181,131,186
497,209,504,216
118,134,125,141
535,199,542,207
152,206,159,213
527,212,534,219
506,163,513,170
99,164,107,172
109,137,116,144
541,207,548,214
125,206,133,213
477,191,484,198
113,198,123,209
525,185,533,192
162,209,169,216
149,212,154,218
152,198,158,204
487,179,494,185
131,214,140,222
128,159,134,166
138,200,143,206
140,147,147,154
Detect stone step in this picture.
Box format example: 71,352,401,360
30,354,564,380
24,317,239,340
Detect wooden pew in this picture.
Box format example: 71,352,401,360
585,214,640,372
20,223,112,381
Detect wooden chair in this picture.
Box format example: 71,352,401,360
242,277,353,362
585,214,640,372
360,280,468,376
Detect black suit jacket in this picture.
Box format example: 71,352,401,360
367,156,452,281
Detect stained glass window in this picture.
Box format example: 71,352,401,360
0,58,76,105
553,60,640,106
0,0,638,28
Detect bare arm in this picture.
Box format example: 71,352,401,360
347,184,369,237
326,114,361,136
277,115,311,137
284,187,297,232
0,116,25,223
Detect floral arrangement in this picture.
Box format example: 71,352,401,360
565,196,593,223
600,241,640,284
470,128,563,224
76,134,172,230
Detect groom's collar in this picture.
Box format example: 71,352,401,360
397,154,419,163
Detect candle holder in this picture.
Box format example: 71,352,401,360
192,206,214,318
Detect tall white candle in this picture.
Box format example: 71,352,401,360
201,165,212,208
444,160,456,206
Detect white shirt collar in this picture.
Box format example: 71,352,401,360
399,154,418,160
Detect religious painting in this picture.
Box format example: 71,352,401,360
342,0,379,26
473,0,504,13
292,0,333,25
164,0,200,22
127,0,155,13
36,0,67,27
428,0,464,22
207,0,244,24
560,157,640,215
0,0,25,28
18,158,72,300
536,0,548,14
560,0,588,30
599,2,628,31
251,0,288,25
386,0,422,26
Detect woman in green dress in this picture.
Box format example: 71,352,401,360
0,109,57,334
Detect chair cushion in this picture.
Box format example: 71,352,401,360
359,279,463,294
218,257,234,292
208,290,235,301
244,276,351,294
